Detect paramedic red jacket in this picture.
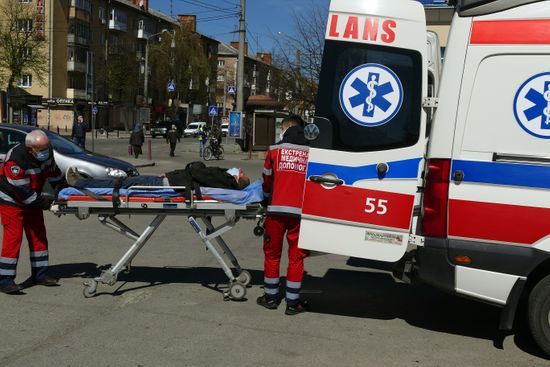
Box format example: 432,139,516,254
262,126,309,216
0,144,63,206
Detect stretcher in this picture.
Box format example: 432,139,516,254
51,182,265,301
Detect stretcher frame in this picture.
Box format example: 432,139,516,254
52,185,265,301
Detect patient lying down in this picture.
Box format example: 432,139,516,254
65,161,250,191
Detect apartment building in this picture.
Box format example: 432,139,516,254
216,42,280,117
1,0,219,130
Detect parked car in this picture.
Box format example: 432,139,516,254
183,121,206,137
150,121,171,138
0,124,138,179
221,123,228,137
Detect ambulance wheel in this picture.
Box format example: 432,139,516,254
83,279,97,298
528,274,550,356
236,270,252,286
229,282,246,300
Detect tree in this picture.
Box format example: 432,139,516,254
148,24,210,118
105,46,141,105
0,0,48,98
273,3,327,116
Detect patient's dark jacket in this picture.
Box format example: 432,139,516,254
165,161,238,198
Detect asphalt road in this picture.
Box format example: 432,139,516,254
0,136,548,366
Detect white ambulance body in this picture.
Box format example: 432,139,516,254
299,0,550,354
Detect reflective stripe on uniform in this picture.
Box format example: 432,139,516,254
0,268,16,276
30,250,48,258
268,205,302,215
268,143,310,151
0,257,17,264
7,177,30,186
286,280,301,300
264,276,279,295
22,192,38,205
31,260,49,268
0,191,16,203
0,257,17,276
263,168,272,176
25,168,41,175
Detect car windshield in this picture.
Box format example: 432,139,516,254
45,131,83,154
188,124,199,129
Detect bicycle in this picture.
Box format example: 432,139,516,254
203,137,224,161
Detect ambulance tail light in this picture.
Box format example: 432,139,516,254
421,159,451,238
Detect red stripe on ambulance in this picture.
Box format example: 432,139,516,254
448,199,550,245
470,19,550,44
328,14,396,44
302,181,414,230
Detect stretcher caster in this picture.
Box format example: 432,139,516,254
228,282,246,300
236,270,252,286
253,225,264,237
83,279,98,298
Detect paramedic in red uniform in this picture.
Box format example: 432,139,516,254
0,130,64,294
257,115,310,315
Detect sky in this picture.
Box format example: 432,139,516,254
149,0,331,54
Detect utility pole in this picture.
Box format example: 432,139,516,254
236,0,246,112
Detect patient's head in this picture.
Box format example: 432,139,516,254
234,168,250,189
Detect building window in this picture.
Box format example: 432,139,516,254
21,47,32,60
99,7,106,24
18,0,32,3
217,74,224,82
218,60,225,68
17,19,33,32
18,75,32,88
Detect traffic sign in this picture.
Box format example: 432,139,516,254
227,85,236,94
92,106,98,115
208,105,218,117
167,82,176,92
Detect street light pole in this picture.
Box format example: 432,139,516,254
143,29,169,106
236,0,246,112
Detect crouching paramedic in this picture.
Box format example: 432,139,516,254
257,115,310,315
0,130,64,294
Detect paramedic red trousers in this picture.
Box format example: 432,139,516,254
263,215,308,305
0,205,49,285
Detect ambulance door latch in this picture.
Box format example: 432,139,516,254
423,97,439,108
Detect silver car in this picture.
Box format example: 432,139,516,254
0,124,138,179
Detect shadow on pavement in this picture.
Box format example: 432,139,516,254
48,262,548,359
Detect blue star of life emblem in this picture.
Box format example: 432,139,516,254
339,63,403,127
513,72,550,139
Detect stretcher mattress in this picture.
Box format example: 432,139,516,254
58,179,264,205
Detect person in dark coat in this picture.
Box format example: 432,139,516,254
129,123,145,159
71,115,88,149
166,124,180,157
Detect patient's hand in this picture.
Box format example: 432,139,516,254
159,172,166,178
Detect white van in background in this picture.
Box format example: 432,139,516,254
183,121,206,137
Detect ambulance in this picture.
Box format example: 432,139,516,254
299,0,550,355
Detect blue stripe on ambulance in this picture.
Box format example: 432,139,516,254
306,158,422,185
451,160,550,189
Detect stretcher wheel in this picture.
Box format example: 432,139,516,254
253,226,264,237
83,279,98,298
229,282,246,300
236,270,252,286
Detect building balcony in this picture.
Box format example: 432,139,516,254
109,19,127,32
67,60,87,73
67,34,89,46
137,28,153,39
66,88,87,100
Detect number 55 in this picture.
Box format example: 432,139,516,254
365,198,388,215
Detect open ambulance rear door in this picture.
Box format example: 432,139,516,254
299,0,429,262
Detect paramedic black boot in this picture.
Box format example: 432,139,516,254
256,294,280,310
285,300,310,316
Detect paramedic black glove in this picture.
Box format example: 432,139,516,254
33,194,55,210
260,197,269,208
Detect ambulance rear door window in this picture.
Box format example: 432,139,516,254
314,40,422,152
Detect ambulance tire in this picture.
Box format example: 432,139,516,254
528,274,550,356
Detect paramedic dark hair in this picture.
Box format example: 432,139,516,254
282,115,305,128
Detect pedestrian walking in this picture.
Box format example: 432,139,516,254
257,115,310,315
166,124,180,157
129,123,145,159
0,130,64,294
71,115,88,149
